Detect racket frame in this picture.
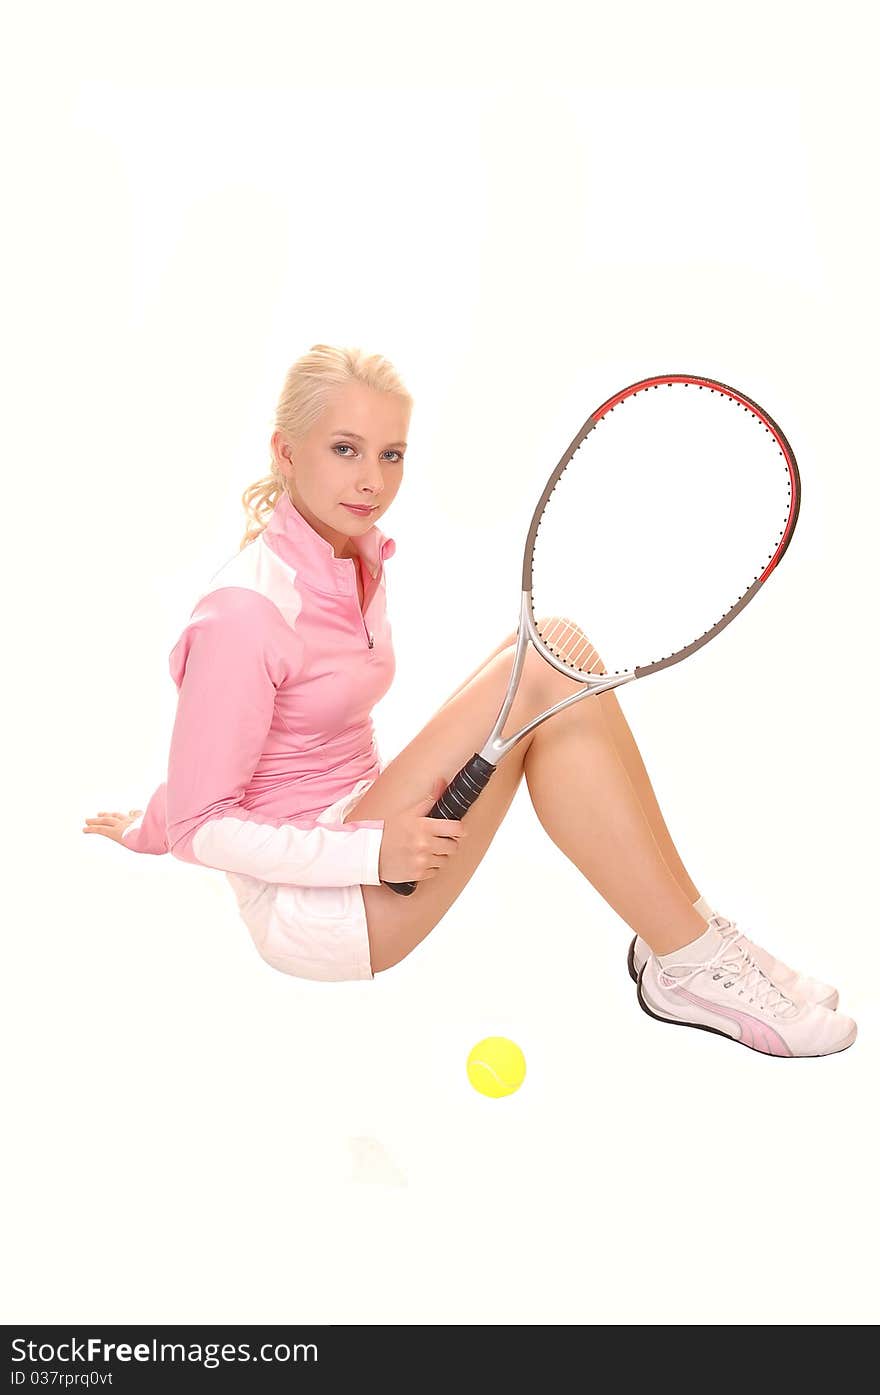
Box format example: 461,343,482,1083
476,589,635,767
381,372,801,893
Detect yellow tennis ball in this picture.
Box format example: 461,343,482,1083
466,1036,527,1098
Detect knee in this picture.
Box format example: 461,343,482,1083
532,615,606,676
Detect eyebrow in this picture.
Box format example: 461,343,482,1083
331,430,408,449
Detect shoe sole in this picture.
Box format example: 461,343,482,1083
628,937,841,1013
635,962,857,1058
627,935,639,985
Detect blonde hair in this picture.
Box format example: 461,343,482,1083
239,344,414,551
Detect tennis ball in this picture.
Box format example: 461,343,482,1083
466,1036,527,1098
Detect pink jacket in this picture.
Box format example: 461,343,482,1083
122,492,396,887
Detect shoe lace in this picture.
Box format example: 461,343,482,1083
667,916,798,1017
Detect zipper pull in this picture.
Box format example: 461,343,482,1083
368,632,374,649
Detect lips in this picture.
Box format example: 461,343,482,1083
342,503,376,514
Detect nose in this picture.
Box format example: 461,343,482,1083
359,474,384,497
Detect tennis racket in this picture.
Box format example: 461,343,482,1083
383,372,801,896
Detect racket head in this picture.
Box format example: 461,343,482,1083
522,373,801,680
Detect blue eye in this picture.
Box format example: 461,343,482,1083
333,443,403,462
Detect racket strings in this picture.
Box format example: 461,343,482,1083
527,379,798,677
537,617,607,675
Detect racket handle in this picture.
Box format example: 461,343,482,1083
382,753,497,896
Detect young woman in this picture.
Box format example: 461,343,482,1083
83,344,856,1058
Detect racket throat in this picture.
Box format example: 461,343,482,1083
480,592,635,764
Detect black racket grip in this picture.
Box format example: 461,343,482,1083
382,753,497,895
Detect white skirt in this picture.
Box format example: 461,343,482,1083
225,777,378,982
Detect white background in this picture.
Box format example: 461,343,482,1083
2,0,878,1326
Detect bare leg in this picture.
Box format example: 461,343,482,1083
527,627,705,954
522,690,706,955
594,690,702,905
438,629,703,908
348,630,704,971
349,645,548,973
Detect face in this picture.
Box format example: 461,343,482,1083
272,380,408,559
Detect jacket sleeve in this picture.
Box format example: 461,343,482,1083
151,587,386,887
121,782,170,855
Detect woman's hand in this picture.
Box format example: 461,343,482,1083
377,777,468,885
82,809,143,845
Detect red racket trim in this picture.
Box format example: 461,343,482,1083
586,373,800,583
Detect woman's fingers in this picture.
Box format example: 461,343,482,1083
432,830,467,854
82,809,141,841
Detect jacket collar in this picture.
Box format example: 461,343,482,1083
261,489,396,593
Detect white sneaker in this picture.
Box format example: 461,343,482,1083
628,916,839,1010
636,915,857,1058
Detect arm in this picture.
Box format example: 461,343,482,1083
160,587,386,888
121,782,170,855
